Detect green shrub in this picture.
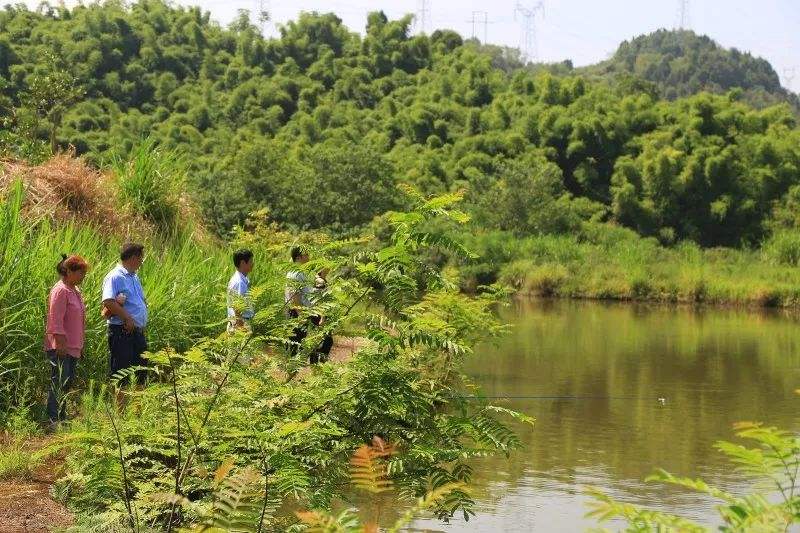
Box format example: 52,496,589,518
0,445,37,480
578,221,641,249
523,264,569,296
498,259,535,290
750,286,782,307
680,272,708,303
762,230,800,267
114,137,187,234
629,273,653,299
674,240,703,263
0,130,50,164
519,234,585,264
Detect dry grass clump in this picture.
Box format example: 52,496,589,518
0,152,152,237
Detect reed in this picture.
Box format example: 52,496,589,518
479,227,800,307
0,180,231,421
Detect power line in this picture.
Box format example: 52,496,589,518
675,0,690,30
468,10,490,43
514,1,544,63
455,395,668,402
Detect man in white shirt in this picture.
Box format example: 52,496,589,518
285,246,331,363
285,247,310,309
227,249,254,332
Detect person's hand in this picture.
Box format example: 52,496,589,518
123,315,136,333
318,316,326,326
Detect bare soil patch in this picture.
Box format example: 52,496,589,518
0,439,72,533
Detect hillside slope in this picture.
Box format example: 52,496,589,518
583,29,798,109
1,4,799,248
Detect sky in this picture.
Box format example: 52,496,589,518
29,0,800,91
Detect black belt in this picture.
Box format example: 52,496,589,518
109,324,145,334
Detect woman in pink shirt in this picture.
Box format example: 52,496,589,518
45,254,89,425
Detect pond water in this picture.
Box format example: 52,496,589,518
412,298,800,532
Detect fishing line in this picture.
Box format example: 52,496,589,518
454,395,666,401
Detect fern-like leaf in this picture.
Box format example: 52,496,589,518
349,439,395,495
295,508,361,532
188,466,265,533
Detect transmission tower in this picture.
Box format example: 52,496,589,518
784,67,797,92
468,11,489,42
415,0,430,34
253,0,270,36
514,2,544,63
675,0,690,29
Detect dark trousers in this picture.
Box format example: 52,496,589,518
47,350,77,422
108,325,148,384
289,312,333,364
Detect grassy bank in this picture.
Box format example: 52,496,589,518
0,147,261,423
0,163,527,530
459,225,800,307
0,180,237,419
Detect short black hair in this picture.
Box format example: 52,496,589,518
290,246,303,262
233,248,253,268
120,242,145,261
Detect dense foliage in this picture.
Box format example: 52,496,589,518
467,226,800,306
1,1,800,249
585,29,799,108
0,143,532,529
36,183,527,531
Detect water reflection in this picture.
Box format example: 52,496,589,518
412,299,800,531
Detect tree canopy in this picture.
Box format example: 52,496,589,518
1,2,799,246
585,29,799,109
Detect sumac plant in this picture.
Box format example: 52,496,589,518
50,188,533,532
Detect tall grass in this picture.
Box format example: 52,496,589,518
460,224,800,307
0,180,231,421
113,138,188,234
762,229,800,267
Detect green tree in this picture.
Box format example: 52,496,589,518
21,53,83,153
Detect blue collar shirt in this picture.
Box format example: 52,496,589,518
101,264,148,328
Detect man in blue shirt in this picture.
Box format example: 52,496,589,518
101,242,148,383
227,249,254,332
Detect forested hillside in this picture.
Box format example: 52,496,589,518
1,1,799,249
585,29,799,109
